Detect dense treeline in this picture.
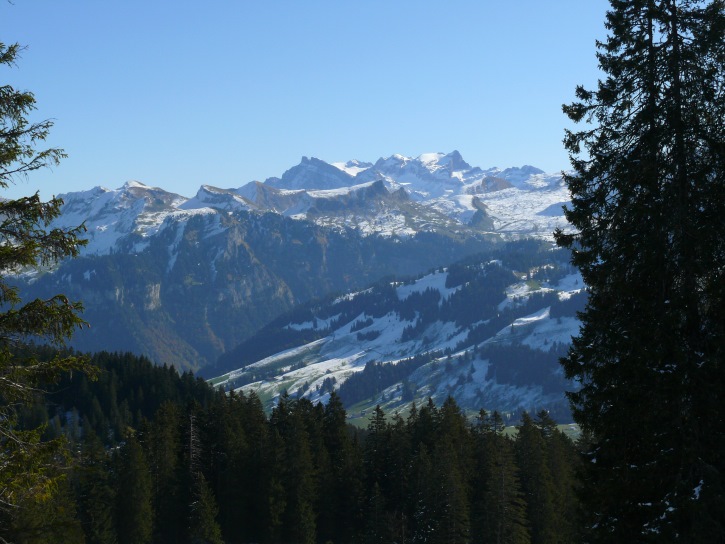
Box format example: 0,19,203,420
8,350,581,544
336,353,436,406
481,343,569,394
16,347,215,444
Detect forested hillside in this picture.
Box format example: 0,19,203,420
208,239,585,422
18,212,498,371
8,349,581,544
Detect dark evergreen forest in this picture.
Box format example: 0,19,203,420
7,349,581,544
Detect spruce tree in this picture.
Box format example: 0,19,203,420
269,396,317,544
411,444,436,544
0,36,91,539
189,474,224,544
114,436,154,544
515,413,557,544
146,402,186,544
204,392,249,543
557,0,725,540
7,471,85,544
534,411,580,543
363,405,390,492
471,411,530,544
386,412,412,543
363,482,394,544
318,392,362,544
430,440,471,544
74,431,118,544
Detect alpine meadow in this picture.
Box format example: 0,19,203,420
1,1,724,543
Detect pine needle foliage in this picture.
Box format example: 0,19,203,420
0,39,92,538
556,0,725,540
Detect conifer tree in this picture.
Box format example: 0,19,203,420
534,411,580,543
411,444,436,544
114,436,154,544
363,405,390,491
189,473,224,544
73,431,118,544
0,36,91,538
318,392,362,543
204,392,249,543
264,427,287,543
146,402,185,544
471,411,529,544
363,482,394,544
269,396,317,544
432,397,472,544
386,412,412,542
236,391,269,542
557,0,725,539
515,413,557,544
430,441,471,544
7,470,85,544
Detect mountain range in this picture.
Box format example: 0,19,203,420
16,151,574,382
49,151,569,257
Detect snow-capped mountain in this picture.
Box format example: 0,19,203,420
18,152,573,374
206,243,585,420
51,151,570,258
266,156,357,191
53,181,197,255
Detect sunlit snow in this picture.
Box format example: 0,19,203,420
54,152,573,259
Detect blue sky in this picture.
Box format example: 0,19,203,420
4,1,609,200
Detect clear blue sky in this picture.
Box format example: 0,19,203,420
4,1,610,200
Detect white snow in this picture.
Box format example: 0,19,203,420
498,281,537,310
331,160,372,177
474,185,571,240
396,270,460,302
53,153,573,258
417,152,446,164
520,314,580,351
550,272,583,293
307,180,379,198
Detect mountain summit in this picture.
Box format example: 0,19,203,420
53,151,570,258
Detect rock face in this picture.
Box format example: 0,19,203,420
18,151,571,371
21,210,497,370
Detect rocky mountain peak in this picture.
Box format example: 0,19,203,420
270,156,356,190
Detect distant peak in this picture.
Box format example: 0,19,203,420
122,180,150,190
199,184,226,194
374,154,410,168
331,159,373,177
299,156,330,166
438,150,472,171
417,152,445,164
345,159,373,168
505,165,545,175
